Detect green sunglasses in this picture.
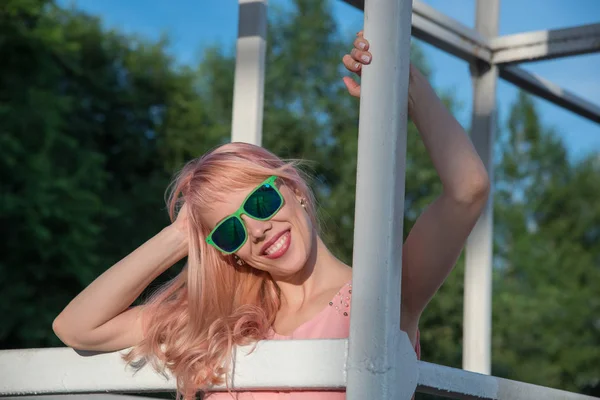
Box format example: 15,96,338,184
205,176,285,254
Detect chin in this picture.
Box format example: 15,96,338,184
272,248,306,275
271,242,309,276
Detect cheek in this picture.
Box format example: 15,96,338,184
287,203,307,227
290,205,314,246
301,210,313,236
235,241,254,259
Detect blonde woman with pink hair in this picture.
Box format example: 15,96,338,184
53,32,490,399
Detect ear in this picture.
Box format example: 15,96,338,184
293,187,304,203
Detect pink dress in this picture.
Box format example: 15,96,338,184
207,281,421,399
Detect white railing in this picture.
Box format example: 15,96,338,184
1,344,598,399
2,0,599,399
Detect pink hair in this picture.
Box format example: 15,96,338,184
123,142,318,399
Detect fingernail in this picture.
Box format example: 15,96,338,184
355,63,360,69
361,55,371,63
358,42,366,50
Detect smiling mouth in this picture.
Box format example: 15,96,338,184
262,230,291,259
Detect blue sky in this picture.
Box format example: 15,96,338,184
59,0,600,161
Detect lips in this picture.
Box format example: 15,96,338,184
260,229,291,256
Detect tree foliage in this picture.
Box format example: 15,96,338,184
0,0,598,395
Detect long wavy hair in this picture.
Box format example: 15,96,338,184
123,142,318,399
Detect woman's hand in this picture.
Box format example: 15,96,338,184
170,202,190,245
172,202,189,232
342,31,372,98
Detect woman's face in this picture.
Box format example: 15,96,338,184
201,179,315,279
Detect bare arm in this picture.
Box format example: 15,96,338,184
53,215,188,352
343,33,489,344
400,65,489,331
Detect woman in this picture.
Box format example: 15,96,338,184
52,32,489,399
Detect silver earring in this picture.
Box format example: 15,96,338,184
300,198,307,209
233,255,244,266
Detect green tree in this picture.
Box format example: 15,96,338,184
492,92,600,394
0,0,212,348
0,0,108,346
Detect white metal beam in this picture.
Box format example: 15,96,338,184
411,0,491,63
462,0,498,376
492,23,600,65
339,0,600,125
500,66,600,124
342,0,492,63
346,0,417,399
417,361,600,400
0,341,347,395
230,0,267,145
0,347,176,395
2,346,598,400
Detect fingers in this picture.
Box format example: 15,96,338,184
355,30,369,55
342,30,370,97
353,35,369,52
343,76,361,98
342,32,372,75
343,54,362,75
344,31,372,68
351,47,371,64
351,32,371,64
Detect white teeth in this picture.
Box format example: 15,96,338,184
265,232,289,255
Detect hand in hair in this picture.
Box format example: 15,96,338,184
171,202,190,242
52,225,188,352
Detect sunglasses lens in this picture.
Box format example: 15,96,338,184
244,183,282,219
211,217,245,253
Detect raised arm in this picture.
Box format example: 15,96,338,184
399,64,489,329
343,32,490,342
52,206,189,352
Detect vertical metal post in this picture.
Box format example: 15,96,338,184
463,0,499,375
346,0,417,399
231,0,267,145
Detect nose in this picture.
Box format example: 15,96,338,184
241,215,272,242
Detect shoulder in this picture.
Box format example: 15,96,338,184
329,280,352,318
310,280,352,340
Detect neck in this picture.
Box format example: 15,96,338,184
273,233,349,308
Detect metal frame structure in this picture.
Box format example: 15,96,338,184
346,0,600,124
1,0,599,399
2,341,599,399
346,0,415,398
231,0,268,144
463,0,499,375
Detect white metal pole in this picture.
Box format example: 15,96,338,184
462,0,499,375
231,0,267,145
346,0,417,399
